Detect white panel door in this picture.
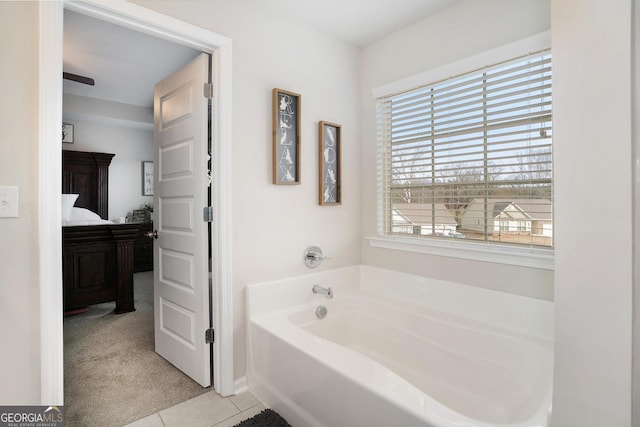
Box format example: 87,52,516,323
153,52,211,387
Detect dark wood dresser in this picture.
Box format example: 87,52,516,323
133,222,154,272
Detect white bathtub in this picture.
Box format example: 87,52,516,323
247,266,553,427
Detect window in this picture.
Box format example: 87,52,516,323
376,50,552,249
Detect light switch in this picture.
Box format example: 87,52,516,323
0,186,19,218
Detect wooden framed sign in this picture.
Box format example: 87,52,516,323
273,88,301,184
319,121,341,205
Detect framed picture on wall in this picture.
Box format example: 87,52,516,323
142,161,154,196
272,88,301,185
62,123,74,143
318,121,341,205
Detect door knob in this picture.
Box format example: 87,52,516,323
145,230,158,239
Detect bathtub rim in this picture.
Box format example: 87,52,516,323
246,264,554,339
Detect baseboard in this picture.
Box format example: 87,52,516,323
234,376,248,395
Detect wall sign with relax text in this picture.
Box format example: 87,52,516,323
272,88,301,184
319,121,341,205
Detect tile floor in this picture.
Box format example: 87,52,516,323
124,390,265,427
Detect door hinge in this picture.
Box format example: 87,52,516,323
203,206,214,222
205,328,215,344
203,82,214,99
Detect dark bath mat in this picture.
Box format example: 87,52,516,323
233,409,292,427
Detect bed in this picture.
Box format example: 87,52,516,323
62,150,139,314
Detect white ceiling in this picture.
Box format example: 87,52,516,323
264,0,460,46
63,10,201,108
63,1,460,108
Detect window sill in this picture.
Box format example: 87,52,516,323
367,235,554,270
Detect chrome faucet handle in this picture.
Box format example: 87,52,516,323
306,251,324,261
304,245,329,268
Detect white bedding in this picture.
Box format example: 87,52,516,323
62,207,114,227
62,194,79,221
62,219,114,227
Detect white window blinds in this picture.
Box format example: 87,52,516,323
377,50,552,248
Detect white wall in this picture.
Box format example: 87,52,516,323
359,0,554,301
634,0,640,423
0,1,42,404
131,0,362,381
552,0,633,425
60,117,154,221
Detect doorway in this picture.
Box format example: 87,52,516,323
39,0,234,405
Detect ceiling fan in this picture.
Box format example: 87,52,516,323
63,72,95,86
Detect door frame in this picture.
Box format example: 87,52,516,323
39,0,234,403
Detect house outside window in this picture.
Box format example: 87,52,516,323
376,49,552,249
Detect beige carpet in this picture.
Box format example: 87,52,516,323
64,272,209,427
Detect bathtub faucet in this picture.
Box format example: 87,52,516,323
312,284,333,299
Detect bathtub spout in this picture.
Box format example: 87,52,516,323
312,284,333,299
